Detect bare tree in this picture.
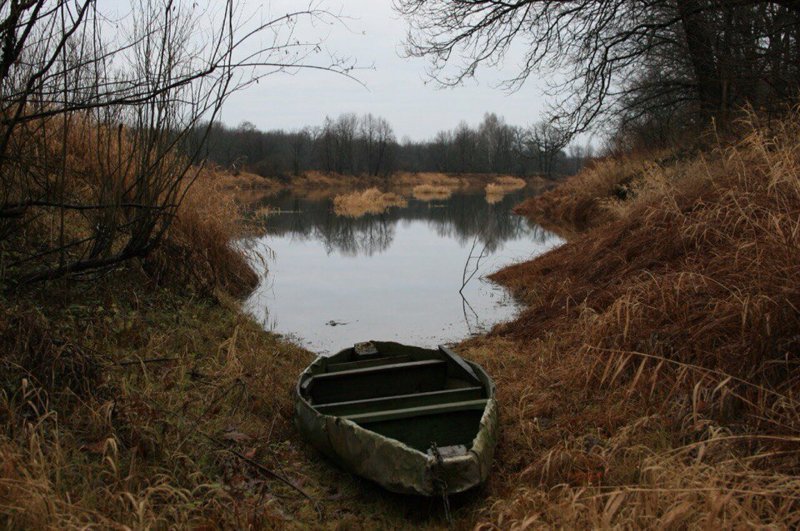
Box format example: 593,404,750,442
452,121,479,172
479,113,515,173
520,121,569,179
0,0,351,283
395,0,800,139
290,127,313,176
334,113,359,173
360,113,378,175
360,113,394,176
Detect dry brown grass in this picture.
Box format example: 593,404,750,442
0,110,261,296
0,118,301,527
516,149,674,232
0,135,450,527
485,176,527,195
412,183,455,201
394,171,462,188
485,176,527,204
0,279,320,528
145,166,259,297
290,170,374,190
211,167,283,192
332,187,407,217
455,109,800,528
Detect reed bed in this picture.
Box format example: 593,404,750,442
412,183,455,201
332,187,407,217
485,176,527,195
212,167,282,191
485,176,527,204
394,171,462,188
290,170,374,190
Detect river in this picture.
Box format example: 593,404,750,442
242,187,563,354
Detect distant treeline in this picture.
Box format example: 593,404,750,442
187,113,593,180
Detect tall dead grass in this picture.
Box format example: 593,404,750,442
211,166,282,191
515,149,674,232
0,122,439,527
145,166,259,297
291,170,372,189
0,280,313,528
0,116,280,526
0,112,258,297
461,110,800,528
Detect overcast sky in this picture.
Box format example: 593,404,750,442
218,0,552,142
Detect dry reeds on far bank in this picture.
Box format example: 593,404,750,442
485,175,527,195
485,175,528,203
332,187,407,217
462,110,800,528
411,183,455,201
394,171,461,188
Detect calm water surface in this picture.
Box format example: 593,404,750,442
243,189,563,354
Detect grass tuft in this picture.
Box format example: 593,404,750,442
332,188,408,217
485,175,527,195
412,183,455,201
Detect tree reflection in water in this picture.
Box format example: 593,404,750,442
248,189,549,257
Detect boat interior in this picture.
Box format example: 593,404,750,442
302,343,489,453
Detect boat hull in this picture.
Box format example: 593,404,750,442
295,342,498,496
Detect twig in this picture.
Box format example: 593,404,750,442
200,432,324,521
116,356,179,366
459,233,490,295
461,293,481,335
137,385,325,521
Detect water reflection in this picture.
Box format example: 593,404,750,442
243,188,563,354
250,189,552,256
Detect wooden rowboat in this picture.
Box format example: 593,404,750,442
295,341,498,496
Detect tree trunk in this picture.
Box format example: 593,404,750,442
676,0,722,121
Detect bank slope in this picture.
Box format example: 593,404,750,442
458,112,800,528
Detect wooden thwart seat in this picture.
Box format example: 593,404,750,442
309,359,448,404
342,399,488,424
314,386,484,417
325,355,412,372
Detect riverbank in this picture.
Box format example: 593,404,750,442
0,165,491,527
458,111,800,527
3,272,479,528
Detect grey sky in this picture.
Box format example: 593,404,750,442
220,0,551,142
